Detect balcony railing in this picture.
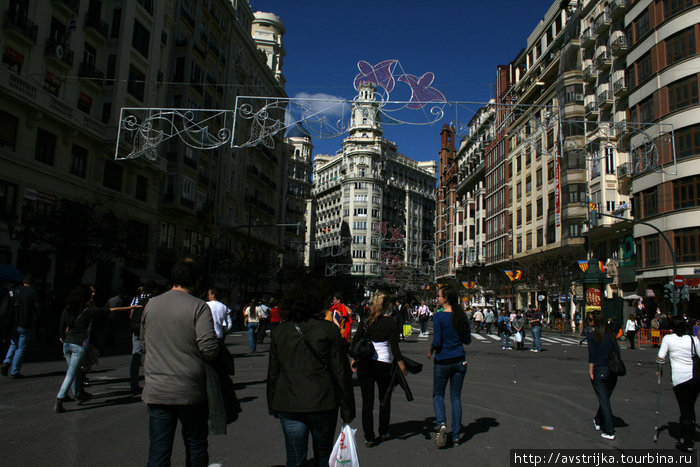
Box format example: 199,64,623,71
581,27,595,47
583,65,598,82
136,0,153,14
594,51,612,70
613,77,628,96
51,0,80,14
585,102,599,116
84,14,109,38
4,9,38,43
617,161,633,178
610,0,629,18
610,35,628,56
594,12,611,34
597,90,613,109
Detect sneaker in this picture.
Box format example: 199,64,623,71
676,442,695,453
435,425,448,449
593,419,600,431
601,433,615,440
452,437,460,447
53,399,65,414
0,362,9,376
76,392,93,402
380,433,391,441
57,395,74,403
530,349,539,352
364,439,378,448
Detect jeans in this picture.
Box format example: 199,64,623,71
531,325,542,351
247,322,259,351
147,402,209,467
279,409,338,467
257,318,269,344
3,326,32,375
626,331,637,349
130,333,145,391
485,322,492,335
357,359,393,441
673,378,700,446
57,343,86,399
591,366,617,435
433,360,467,441
420,320,427,334
500,331,511,349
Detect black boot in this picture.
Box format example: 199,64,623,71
53,399,65,414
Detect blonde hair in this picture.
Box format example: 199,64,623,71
368,290,392,325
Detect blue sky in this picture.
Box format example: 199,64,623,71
250,0,559,162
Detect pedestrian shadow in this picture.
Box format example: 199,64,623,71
20,370,65,379
66,390,142,412
459,417,499,443
233,379,266,390
387,416,437,441
663,422,698,442
83,377,133,386
612,415,628,428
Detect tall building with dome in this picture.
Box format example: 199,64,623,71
311,84,436,288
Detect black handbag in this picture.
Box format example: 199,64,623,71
690,336,700,382
349,320,375,360
608,337,626,377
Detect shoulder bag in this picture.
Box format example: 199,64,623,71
348,320,375,360
608,336,626,377
690,336,700,382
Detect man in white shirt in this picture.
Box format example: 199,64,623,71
206,288,232,341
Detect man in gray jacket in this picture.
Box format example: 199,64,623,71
141,257,218,467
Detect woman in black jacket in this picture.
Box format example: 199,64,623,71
587,310,620,440
267,279,355,467
350,290,407,447
54,285,139,413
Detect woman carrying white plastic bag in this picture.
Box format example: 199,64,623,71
329,424,360,467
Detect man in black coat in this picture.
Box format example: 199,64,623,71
1,274,39,379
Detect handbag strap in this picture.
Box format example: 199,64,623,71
294,323,329,372
691,336,698,358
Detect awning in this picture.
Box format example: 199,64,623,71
623,293,642,300
123,267,168,285
0,264,25,282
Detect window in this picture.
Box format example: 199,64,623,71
354,208,367,217
35,128,57,165
605,147,615,174
526,176,531,193
536,198,543,217
639,95,654,122
111,8,121,38
0,179,18,219
526,232,532,250
664,0,694,19
77,93,92,114
135,175,148,201
666,27,696,66
645,235,660,266
70,144,87,177
517,208,522,226
637,53,652,83
127,66,145,101
160,221,175,249
676,228,700,262
526,203,532,222
675,124,700,159
132,20,150,58
182,176,196,201
674,176,700,209
668,75,698,112
102,103,111,124
127,219,149,252
0,110,18,151
83,43,96,67
103,160,123,191
634,8,650,42
517,182,522,199
537,228,543,247
642,187,658,217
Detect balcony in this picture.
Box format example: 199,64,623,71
583,64,598,82
84,14,109,40
44,39,74,70
580,27,595,48
610,36,628,56
78,61,104,88
136,0,154,14
613,76,628,96
617,161,633,179
585,102,599,118
593,12,611,35
609,0,629,18
594,51,612,70
596,90,613,110
4,9,38,45
51,0,79,15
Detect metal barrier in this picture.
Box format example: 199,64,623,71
638,328,672,345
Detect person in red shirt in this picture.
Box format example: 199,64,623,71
330,293,353,343
269,297,281,335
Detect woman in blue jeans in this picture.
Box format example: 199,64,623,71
428,285,471,448
587,311,619,440
54,285,139,413
244,299,260,353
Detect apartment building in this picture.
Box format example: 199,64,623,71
311,84,436,291
0,0,292,302
435,124,458,282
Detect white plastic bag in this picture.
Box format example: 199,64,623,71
514,331,522,343
329,424,359,467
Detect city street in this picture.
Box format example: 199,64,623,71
0,325,685,466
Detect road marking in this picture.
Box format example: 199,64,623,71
471,334,486,340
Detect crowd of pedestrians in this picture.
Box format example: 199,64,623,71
3,260,700,464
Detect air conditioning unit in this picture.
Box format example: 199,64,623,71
574,93,584,102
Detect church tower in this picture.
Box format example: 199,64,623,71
348,83,383,138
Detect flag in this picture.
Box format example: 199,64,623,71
599,261,605,272
505,270,522,281
578,260,588,272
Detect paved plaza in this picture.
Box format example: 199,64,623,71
0,325,687,466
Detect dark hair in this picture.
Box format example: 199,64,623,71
281,275,324,322
170,257,201,289
439,285,470,338
65,285,94,314
671,316,689,336
208,287,221,299
592,311,612,343
23,274,35,286
333,292,343,301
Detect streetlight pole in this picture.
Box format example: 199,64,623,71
597,210,678,316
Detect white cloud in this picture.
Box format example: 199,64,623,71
292,92,347,119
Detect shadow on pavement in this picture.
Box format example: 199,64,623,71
460,417,499,443
388,416,437,441
233,379,266,390
62,390,143,412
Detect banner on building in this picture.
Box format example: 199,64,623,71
505,270,522,281
578,260,588,272
554,145,561,238
462,281,476,289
